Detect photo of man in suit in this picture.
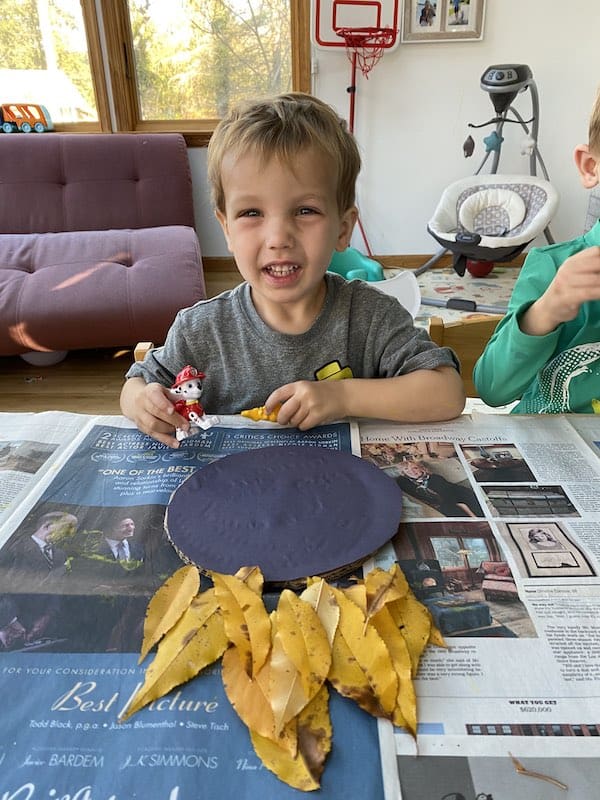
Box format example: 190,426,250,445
0,510,78,587
97,515,144,563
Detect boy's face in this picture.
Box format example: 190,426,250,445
215,147,357,330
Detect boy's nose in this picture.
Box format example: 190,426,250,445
266,217,294,249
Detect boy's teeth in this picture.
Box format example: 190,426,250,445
267,264,299,276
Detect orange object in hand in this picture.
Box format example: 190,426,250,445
240,404,281,422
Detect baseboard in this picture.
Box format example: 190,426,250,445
202,254,526,272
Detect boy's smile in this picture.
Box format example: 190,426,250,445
216,146,357,334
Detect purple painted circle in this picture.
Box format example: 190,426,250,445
165,445,402,585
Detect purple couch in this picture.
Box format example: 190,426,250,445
0,133,206,356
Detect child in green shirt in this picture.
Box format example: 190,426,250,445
474,89,600,413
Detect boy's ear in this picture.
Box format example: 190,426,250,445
215,209,233,252
335,206,359,252
574,144,599,189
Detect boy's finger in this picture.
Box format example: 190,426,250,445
147,385,175,413
264,385,289,412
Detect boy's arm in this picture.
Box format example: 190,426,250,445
474,246,600,406
120,377,188,448
519,246,600,334
472,311,560,407
267,366,465,430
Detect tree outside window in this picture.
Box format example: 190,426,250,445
0,0,309,140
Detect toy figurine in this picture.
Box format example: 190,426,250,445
240,404,281,422
170,366,219,440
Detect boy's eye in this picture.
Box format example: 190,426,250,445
239,209,260,218
298,207,319,216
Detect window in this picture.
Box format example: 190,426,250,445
0,0,310,144
431,536,490,571
0,0,100,127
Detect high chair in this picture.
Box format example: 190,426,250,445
428,314,503,398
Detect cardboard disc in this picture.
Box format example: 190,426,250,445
165,445,402,587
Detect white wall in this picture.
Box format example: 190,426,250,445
190,0,600,258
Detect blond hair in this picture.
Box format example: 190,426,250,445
589,88,600,155
207,92,361,214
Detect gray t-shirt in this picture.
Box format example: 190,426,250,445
126,272,458,414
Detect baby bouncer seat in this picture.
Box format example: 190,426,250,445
418,64,559,303
428,172,559,277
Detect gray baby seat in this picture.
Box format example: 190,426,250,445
427,173,559,276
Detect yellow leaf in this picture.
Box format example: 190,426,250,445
370,605,417,735
222,644,297,755
234,565,264,594
212,570,271,678
138,564,199,663
275,590,331,700
251,684,332,792
120,588,227,721
341,583,367,613
221,644,276,740
269,627,310,736
364,564,409,622
428,617,447,649
388,590,432,677
300,579,340,647
328,585,397,719
267,592,330,735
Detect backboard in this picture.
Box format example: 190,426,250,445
313,0,400,50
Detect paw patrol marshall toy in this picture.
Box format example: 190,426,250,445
170,365,219,440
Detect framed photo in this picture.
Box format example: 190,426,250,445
507,522,595,578
402,0,486,43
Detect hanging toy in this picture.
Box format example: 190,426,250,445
170,366,220,440
521,135,536,156
463,135,475,158
483,130,504,153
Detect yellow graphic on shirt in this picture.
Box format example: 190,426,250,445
315,361,354,382
591,399,600,414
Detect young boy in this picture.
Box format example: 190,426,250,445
474,90,600,413
121,93,464,447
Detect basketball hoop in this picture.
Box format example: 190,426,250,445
336,26,396,78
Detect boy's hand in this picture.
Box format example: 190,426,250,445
121,379,189,448
522,247,600,335
266,380,345,430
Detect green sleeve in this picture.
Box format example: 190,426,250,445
472,249,562,405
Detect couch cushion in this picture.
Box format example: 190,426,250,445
0,227,206,354
0,134,195,234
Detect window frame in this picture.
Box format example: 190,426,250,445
54,0,311,144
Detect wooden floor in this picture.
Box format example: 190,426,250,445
0,270,242,416
1,348,134,415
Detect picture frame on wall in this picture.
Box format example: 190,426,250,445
402,0,486,43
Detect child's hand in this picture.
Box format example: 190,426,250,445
265,380,345,430
122,379,189,448
524,247,600,334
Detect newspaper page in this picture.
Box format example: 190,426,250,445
0,414,388,800
360,413,600,800
0,411,91,523
565,413,600,460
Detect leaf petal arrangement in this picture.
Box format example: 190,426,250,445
121,563,445,791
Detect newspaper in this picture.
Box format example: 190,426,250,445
0,413,382,799
360,412,600,799
2,410,600,798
